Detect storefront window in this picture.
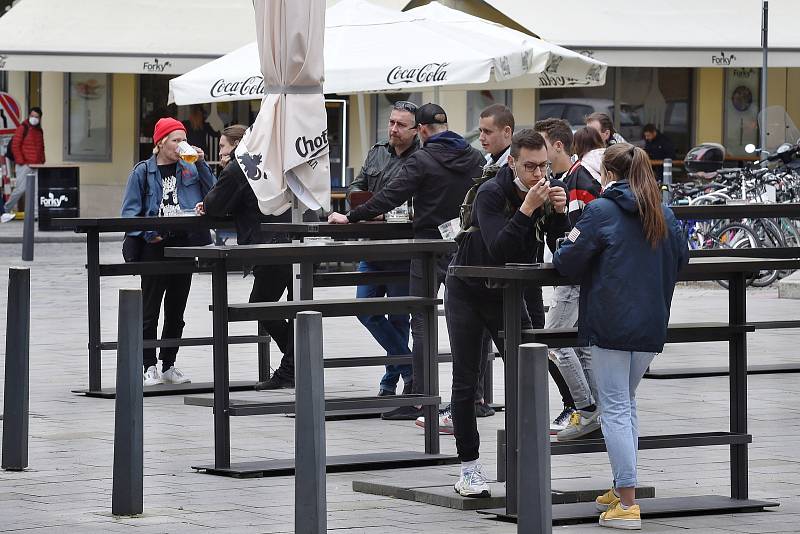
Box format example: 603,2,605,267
466,90,511,132
539,68,693,157
64,73,112,162
724,68,760,157
373,92,422,144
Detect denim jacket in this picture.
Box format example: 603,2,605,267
120,155,216,243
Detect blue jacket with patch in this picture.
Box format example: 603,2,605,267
120,155,216,243
553,181,688,353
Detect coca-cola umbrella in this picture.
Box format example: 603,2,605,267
234,0,329,216
168,0,606,106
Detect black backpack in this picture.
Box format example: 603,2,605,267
4,123,29,162
455,164,513,243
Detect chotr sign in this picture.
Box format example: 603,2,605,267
210,76,266,99
295,129,329,159
386,63,449,85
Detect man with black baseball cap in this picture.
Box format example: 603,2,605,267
329,102,485,420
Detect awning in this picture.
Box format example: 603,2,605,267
169,0,606,105
483,0,800,68
0,0,401,74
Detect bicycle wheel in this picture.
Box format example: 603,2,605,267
747,219,783,287
711,223,761,289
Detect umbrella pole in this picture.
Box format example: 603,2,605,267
357,93,369,158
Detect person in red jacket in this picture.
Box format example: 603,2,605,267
1,107,45,222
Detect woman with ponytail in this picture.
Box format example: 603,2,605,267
553,143,688,530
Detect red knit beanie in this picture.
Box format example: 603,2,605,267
153,117,186,144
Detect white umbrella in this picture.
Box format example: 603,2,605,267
168,0,606,106
234,0,330,216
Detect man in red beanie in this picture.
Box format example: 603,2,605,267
120,116,216,387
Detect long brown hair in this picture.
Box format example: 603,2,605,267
572,126,604,159
602,143,667,247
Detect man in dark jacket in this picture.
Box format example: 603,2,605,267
642,124,676,161
348,101,419,396
2,107,45,222
446,129,567,497
329,103,485,419
199,159,295,390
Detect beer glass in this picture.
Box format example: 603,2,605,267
177,141,199,164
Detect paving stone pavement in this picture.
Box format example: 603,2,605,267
0,240,799,533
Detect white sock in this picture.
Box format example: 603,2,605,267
461,460,478,475
619,502,630,510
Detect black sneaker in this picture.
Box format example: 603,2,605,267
475,402,495,418
254,374,295,390
381,405,423,420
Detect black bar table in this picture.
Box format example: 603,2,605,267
49,216,250,398
166,238,458,477
449,256,800,522
261,220,413,240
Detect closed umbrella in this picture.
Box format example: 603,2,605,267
234,0,329,216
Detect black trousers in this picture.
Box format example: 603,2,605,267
525,285,575,409
251,264,294,379
140,241,193,371
446,274,531,462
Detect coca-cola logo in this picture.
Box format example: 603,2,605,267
210,76,265,99
295,129,329,159
386,63,449,85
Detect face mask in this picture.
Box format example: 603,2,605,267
511,165,530,192
28,117,39,126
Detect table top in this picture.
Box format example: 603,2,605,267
260,221,413,238
49,215,234,232
449,256,800,285
165,238,455,263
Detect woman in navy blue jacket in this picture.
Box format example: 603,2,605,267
553,143,688,530
120,117,215,387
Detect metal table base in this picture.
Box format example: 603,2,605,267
192,451,458,478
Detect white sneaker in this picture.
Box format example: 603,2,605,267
550,405,576,435
415,405,453,434
0,213,15,223
161,366,191,384
143,365,163,386
557,409,601,441
454,463,491,498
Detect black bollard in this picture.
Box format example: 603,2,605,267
517,343,551,534
112,289,143,516
21,172,35,262
2,267,30,471
294,311,326,534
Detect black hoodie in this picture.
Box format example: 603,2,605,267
347,130,485,239
452,165,569,281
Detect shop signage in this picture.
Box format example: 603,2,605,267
711,52,737,66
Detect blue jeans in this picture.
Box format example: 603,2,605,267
592,346,656,489
356,260,412,392
545,285,596,409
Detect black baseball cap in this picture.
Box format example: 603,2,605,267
415,103,448,127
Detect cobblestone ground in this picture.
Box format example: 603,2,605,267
0,238,799,533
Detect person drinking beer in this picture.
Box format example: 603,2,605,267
120,117,215,387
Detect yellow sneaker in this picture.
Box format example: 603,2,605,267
595,488,619,511
599,499,641,530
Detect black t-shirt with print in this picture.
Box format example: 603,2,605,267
158,163,180,217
